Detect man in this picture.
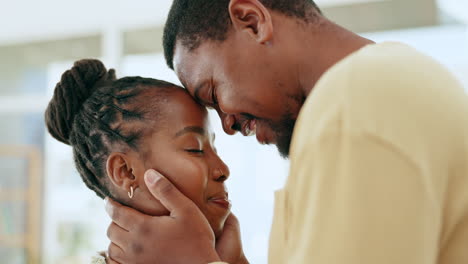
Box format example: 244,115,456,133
105,0,468,263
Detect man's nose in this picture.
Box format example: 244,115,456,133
217,110,237,135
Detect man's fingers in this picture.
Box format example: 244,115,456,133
107,222,128,249
144,169,197,216
215,213,243,263
224,213,240,229
105,197,148,231
108,242,125,263
216,213,241,247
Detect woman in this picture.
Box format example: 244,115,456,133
45,59,236,263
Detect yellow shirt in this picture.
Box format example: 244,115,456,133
269,42,468,264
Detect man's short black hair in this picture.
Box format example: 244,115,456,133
163,0,322,69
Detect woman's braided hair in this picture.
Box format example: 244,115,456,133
45,59,177,199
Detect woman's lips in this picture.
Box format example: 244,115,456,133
208,192,231,210
209,198,231,210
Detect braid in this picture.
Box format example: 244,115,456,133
45,59,178,199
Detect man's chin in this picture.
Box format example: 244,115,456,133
275,139,291,159
272,126,294,159
268,115,295,159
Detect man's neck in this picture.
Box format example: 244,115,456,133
296,18,375,98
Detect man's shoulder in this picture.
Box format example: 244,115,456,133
301,42,437,113
292,42,467,157
330,42,458,97
301,42,464,126
293,43,431,136
347,42,440,70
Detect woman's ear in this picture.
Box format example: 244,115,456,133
228,0,273,44
106,152,137,192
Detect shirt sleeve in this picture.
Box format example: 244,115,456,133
90,252,107,264
284,130,440,264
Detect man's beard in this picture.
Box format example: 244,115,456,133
269,113,296,159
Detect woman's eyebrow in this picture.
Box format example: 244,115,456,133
174,126,206,138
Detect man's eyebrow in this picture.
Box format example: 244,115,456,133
174,126,206,138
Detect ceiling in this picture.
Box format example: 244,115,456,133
1,0,465,47
0,0,465,66
316,0,387,7
437,0,468,23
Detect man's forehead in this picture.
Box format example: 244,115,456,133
173,44,192,84
173,42,210,90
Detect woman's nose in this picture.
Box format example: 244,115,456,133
213,164,230,182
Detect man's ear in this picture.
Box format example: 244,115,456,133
228,0,273,44
106,152,137,192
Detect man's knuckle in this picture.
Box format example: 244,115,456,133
135,221,146,234
106,225,113,239
110,207,120,221
130,241,144,255
180,202,197,215
136,215,148,228
137,221,150,234
108,244,119,259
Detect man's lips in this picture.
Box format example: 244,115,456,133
240,119,270,145
256,126,269,145
208,192,231,210
241,119,256,136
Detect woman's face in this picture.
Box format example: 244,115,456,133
116,88,231,238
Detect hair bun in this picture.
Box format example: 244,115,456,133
45,59,116,145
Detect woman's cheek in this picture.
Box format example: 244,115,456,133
159,154,208,205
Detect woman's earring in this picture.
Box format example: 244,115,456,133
128,186,134,199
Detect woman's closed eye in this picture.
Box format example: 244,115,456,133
185,148,204,154
178,131,208,155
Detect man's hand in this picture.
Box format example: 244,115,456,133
105,169,221,264
216,214,249,264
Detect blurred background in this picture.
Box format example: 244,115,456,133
0,0,467,263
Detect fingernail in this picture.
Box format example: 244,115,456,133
145,170,161,185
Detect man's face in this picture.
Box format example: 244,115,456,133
173,37,303,158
